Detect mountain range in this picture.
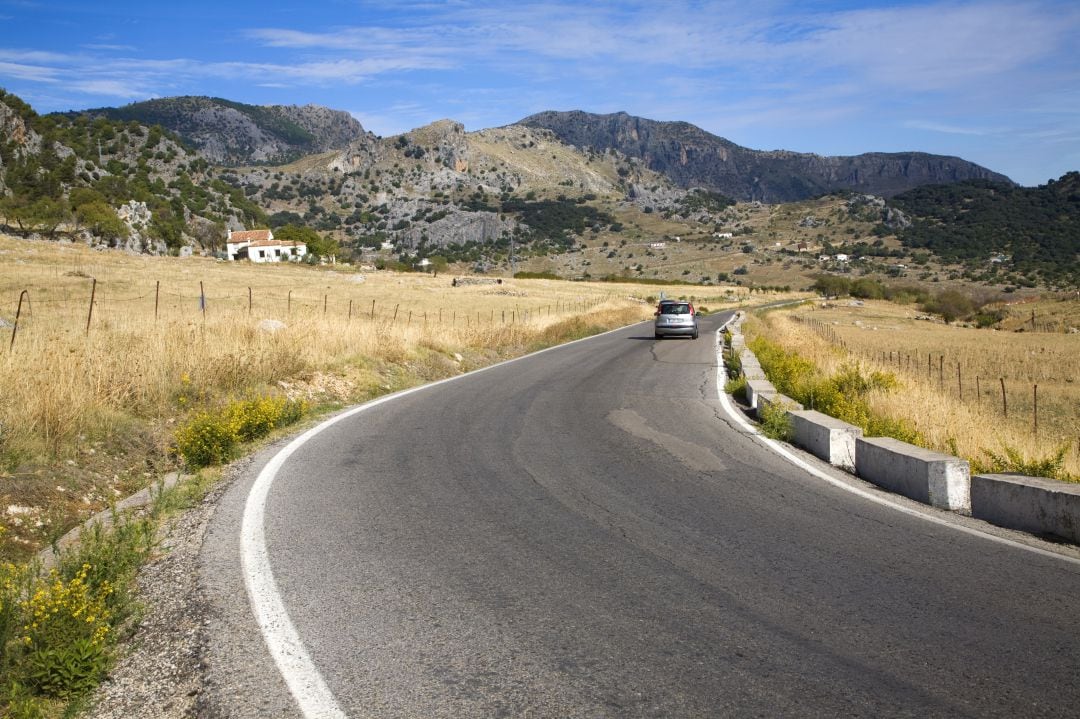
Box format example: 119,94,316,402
521,111,1013,202
3,90,1073,289
65,98,1011,202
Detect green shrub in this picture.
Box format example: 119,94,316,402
974,443,1075,482
747,336,921,444
724,375,747,402
175,396,307,469
174,411,236,468
759,401,793,441
14,564,112,698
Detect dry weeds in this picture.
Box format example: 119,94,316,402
748,299,1080,477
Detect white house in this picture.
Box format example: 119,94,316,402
649,242,666,250
225,229,308,263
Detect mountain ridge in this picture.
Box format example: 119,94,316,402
517,110,1014,202
57,96,371,166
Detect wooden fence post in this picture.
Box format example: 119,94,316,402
155,281,160,321
1000,378,1007,417
85,277,97,336
9,290,28,351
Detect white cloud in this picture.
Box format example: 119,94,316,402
802,2,1078,92
0,60,59,82
903,120,999,136
68,79,148,99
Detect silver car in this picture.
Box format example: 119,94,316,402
654,300,699,339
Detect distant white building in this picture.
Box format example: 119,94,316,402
650,242,666,250
225,229,308,263
714,232,734,239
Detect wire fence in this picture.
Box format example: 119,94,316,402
790,315,1078,441
4,277,613,349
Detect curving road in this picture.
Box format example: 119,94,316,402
201,311,1080,718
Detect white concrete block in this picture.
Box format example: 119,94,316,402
745,379,775,409
756,392,804,420
856,436,971,513
789,410,863,470
971,474,1080,543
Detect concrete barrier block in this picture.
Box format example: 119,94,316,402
745,379,775,409
756,392,803,420
855,436,970,513
971,474,1080,543
789,410,863,470
743,367,768,382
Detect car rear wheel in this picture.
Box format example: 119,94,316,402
655,333,663,340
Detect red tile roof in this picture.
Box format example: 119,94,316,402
229,229,273,243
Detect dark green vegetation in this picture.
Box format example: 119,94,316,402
811,275,1014,325
54,95,364,166
0,90,264,252
886,175,1080,289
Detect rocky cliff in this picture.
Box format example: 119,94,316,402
61,96,370,166
518,111,1014,202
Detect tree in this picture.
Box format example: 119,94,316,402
0,196,69,236
275,224,339,259
76,201,128,243
427,255,449,273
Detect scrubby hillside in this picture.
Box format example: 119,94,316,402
886,175,1080,289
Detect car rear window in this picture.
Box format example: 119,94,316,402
661,303,691,314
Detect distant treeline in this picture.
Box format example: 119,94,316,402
812,275,1007,326
885,174,1080,288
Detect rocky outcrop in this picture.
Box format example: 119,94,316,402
519,111,1014,202
63,96,369,166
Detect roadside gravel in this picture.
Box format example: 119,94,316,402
82,462,246,719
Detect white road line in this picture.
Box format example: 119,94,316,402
241,320,645,718
712,330,1080,568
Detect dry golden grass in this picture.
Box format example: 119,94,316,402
748,299,1080,477
0,234,764,558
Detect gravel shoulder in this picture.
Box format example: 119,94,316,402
81,462,240,719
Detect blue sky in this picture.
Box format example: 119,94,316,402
2,0,1078,187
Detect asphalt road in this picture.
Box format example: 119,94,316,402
201,311,1080,718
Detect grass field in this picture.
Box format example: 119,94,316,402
0,234,768,561
746,298,1080,479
